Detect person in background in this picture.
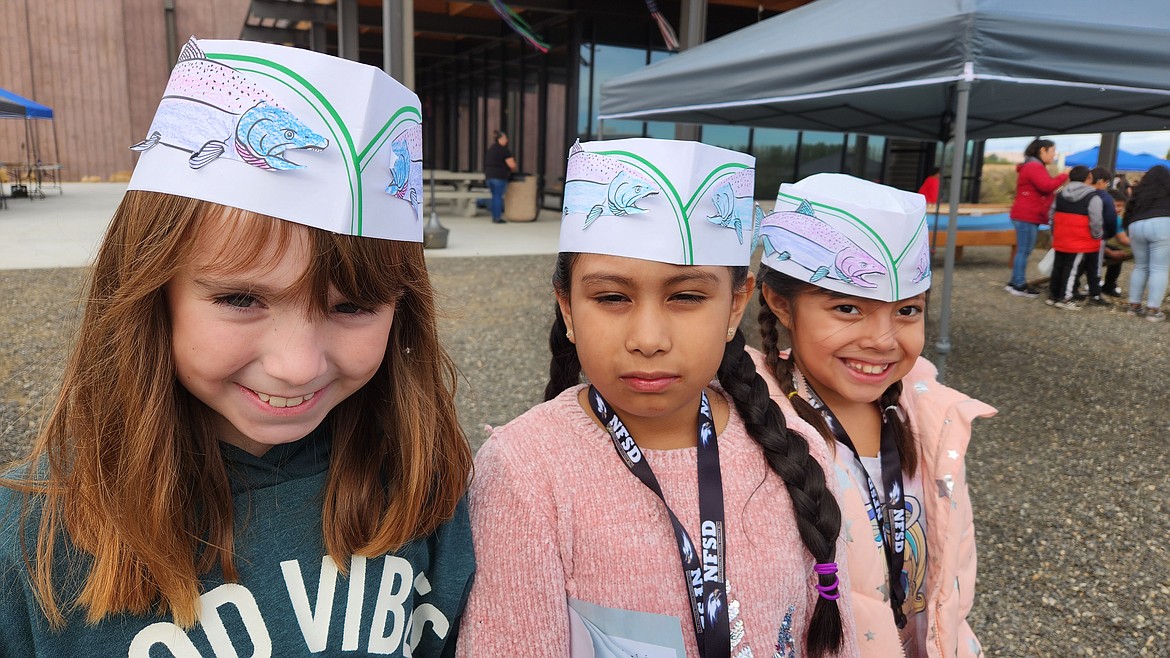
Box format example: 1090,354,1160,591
1006,139,1068,297
1048,166,1108,310
484,130,517,224
1101,188,1132,297
917,167,940,205
1123,164,1170,321
1072,167,1121,299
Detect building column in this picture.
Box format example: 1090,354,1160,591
673,0,707,142
1098,132,1120,173
337,0,359,61
383,0,415,88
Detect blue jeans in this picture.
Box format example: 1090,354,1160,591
1010,220,1040,287
487,178,508,221
1127,216,1170,309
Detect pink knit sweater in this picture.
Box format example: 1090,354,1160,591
457,385,860,657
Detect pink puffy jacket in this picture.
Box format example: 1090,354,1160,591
750,348,996,657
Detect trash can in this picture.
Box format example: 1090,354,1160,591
503,173,539,222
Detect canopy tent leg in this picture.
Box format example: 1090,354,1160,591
933,66,972,383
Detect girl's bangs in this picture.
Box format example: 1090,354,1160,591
191,205,412,315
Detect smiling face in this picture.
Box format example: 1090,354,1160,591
166,212,395,456
557,254,752,437
763,285,925,414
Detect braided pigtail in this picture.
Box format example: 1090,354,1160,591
718,329,844,657
545,303,582,401
545,252,582,401
878,381,918,477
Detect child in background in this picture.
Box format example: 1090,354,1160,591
460,138,858,658
752,174,995,657
1102,188,1132,297
1048,165,1109,309
0,39,473,656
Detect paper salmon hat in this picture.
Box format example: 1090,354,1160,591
759,173,930,302
559,138,756,266
127,37,423,241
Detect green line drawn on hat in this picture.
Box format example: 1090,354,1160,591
358,106,422,172
892,213,928,267
778,192,900,298
593,149,693,263
210,53,364,234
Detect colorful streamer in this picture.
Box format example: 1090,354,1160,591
488,0,550,53
645,0,680,50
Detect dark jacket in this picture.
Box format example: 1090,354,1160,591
484,143,513,180
1124,192,1170,229
1010,158,1068,224
1051,181,1103,253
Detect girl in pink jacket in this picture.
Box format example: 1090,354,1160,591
753,174,995,657
459,139,858,658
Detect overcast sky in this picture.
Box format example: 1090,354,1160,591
986,130,1170,158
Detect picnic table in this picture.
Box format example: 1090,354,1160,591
424,169,487,217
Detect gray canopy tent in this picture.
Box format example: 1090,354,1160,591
599,0,1170,378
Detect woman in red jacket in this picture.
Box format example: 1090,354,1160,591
1007,139,1068,296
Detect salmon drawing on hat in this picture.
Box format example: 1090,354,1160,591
131,37,329,171
756,198,889,289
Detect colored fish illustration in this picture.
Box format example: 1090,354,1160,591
131,37,329,171
758,199,888,288
583,171,658,228
912,236,931,284
707,183,745,243
563,140,659,228
705,168,755,244
386,135,422,217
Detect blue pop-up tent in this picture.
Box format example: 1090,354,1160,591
0,87,60,194
1065,146,1170,172
0,88,54,119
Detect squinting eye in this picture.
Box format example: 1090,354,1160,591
333,302,365,314
215,294,257,309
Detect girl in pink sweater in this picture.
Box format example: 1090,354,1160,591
459,139,858,658
753,174,995,657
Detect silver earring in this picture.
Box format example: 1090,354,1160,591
566,329,574,340
727,327,736,338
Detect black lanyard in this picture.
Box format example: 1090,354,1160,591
795,373,909,629
587,386,730,658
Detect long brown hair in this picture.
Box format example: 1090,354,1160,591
3,190,472,627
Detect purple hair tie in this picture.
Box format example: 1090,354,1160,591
814,562,841,601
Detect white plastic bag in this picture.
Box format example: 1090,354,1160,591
1037,248,1055,276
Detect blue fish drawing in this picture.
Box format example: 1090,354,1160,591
912,236,931,284
386,137,422,216
758,199,888,288
706,182,751,244
131,37,329,171
572,171,658,228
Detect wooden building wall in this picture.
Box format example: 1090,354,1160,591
0,0,249,181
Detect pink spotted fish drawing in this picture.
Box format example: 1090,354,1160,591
755,198,888,288
132,37,329,170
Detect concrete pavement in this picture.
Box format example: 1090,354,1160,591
0,183,562,270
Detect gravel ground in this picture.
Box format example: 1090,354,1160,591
2,247,1167,656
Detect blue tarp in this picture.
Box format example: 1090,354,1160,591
1065,146,1170,172
0,87,53,119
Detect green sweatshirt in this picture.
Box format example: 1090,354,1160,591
0,427,475,657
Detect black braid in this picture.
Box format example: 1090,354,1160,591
545,253,583,401
878,381,917,477
718,330,844,658
544,303,582,401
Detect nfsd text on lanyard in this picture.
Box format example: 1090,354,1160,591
799,376,909,629
587,386,731,658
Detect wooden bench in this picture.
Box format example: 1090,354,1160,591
927,229,1018,261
